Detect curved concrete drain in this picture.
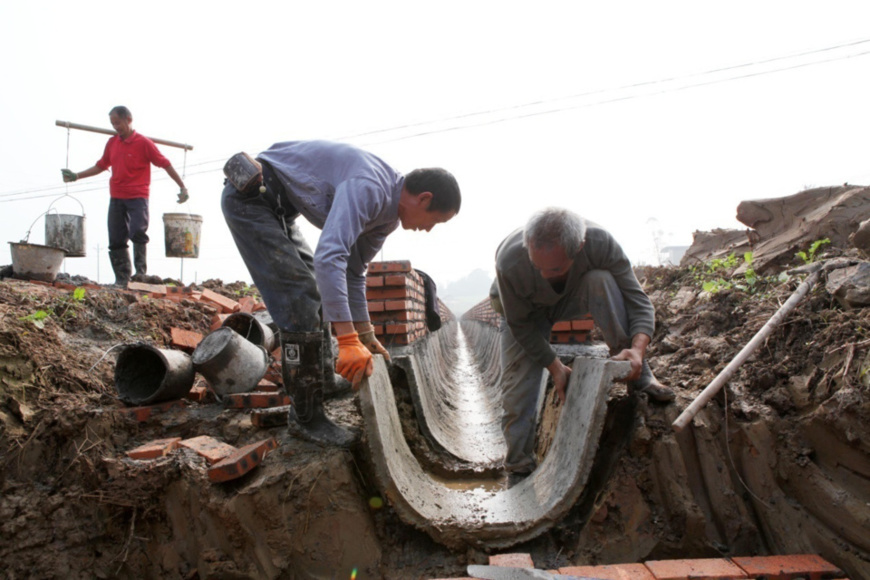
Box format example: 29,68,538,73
360,350,629,549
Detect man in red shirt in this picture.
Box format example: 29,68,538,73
61,106,189,285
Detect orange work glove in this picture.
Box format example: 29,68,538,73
358,329,392,362
336,332,374,389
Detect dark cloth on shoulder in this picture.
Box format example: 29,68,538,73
415,269,442,331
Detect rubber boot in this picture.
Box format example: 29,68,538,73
131,243,148,282
629,359,676,403
108,248,132,287
281,330,356,447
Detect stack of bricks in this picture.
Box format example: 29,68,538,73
366,261,428,346
550,316,595,344
437,299,455,323
461,297,500,328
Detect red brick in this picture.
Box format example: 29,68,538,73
224,392,292,409
489,553,534,568
366,287,416,300
210,313,230,331
238,295,257,313
170,327,203,351
128,281,168,295
367,300,386,313
552,321,572,331
200,288,241,313
384,299,415,311
368,260,412,273
207,438,278,483
366,275,385,287
572,318,595,330
370,310,425,322
251,406,292,428
126,437,182,460
644,558,748,580
179,435,238,465
53,281,77,291
252,300,267,312
550,332,591,344
731,555,843,580
83,283,102,290
560,563,655,580
115,399,186,422
186,384,210,402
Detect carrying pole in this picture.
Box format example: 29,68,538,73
55,120,194,151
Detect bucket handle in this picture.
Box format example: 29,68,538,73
46,193,86,217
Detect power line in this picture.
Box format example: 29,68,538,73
2,38,869,202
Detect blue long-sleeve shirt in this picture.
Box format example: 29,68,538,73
257,141,404,322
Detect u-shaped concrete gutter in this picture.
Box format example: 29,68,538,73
359,321,630,549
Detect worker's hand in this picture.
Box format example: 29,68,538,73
547,357,573,403
359,329,391,362
177,188,189,204
61,169,77,183
336,332,374,389
612,347,643,382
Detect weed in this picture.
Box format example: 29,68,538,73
796,238,830,264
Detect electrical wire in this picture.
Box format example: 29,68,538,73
2,38,869,203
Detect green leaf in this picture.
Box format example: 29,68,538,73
73,287,86,301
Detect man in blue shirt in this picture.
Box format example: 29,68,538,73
222,141,460,446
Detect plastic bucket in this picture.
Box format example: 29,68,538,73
114,343,196,405
163,213,202,258
192,327,271,395
9,242,66,282
45,213,87,257
222,311,278,352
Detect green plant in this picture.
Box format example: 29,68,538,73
73,287,86,301
20,309,52,329
703,278,732,293
796,238,830,264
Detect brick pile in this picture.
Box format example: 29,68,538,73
461,297,500,327
429,552,845,580
366,260,429,346
461,296,595,343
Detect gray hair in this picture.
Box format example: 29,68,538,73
522,207,587,256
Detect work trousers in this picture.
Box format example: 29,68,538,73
500,269,631,474
108,197,149,251
220,175,321,332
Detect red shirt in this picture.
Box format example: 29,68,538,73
96,131,171,199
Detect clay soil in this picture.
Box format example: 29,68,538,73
1,256,869,579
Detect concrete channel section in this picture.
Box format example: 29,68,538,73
359,321,630,549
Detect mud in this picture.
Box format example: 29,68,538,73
1,254,869,579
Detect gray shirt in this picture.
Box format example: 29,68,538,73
257,141,403,322
494,221,655,368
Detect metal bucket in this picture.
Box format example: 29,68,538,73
45,213,87,257
114,343,196,405
222,311,278,352
191,327,271,395
9,242,66,282
163,213,202,258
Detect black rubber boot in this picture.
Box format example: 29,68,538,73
281,330,356,447
108,248,132,287
131,243,147,281
629,359,676,403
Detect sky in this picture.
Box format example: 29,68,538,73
2,1,869,304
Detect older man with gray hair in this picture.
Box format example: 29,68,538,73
491,207,674,487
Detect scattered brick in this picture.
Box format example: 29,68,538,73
251,405,292,428
200,288,241,313
238,295,257,313
126,437,182,460
115,399,186,422
127,281,168,295
731,554,843,580
170,327,203,351
644,558,748,580
224,392,292,409
560,563,655,580
53,281,77,291
179,435,238,465
210,313,230,331
489,553,535,568
186,384,210,403
82,283,102,291
207,438,278,483
368,260,411,273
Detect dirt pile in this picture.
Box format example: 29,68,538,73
1,244,869,578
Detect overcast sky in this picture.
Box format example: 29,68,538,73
1,1,869,295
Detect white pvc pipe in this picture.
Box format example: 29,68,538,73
672,270,820,432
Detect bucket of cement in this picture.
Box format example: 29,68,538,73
163,213,202,258
192,327,271,395
114,343,196,405
45,213,87,257
221,311,278,352
9,242,66,282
